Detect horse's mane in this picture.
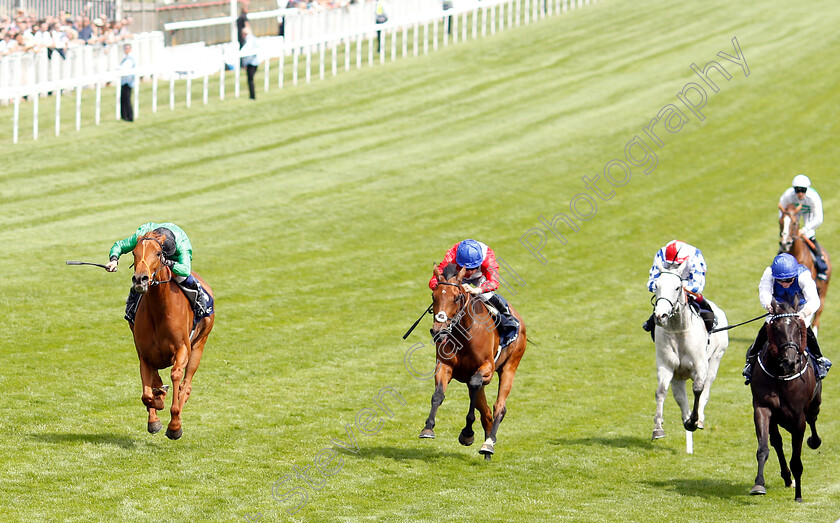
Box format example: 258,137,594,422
442,263,460,281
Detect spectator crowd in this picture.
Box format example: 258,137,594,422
0,7,133,57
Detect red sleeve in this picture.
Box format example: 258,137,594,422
479,247,500,292
429,243,460,290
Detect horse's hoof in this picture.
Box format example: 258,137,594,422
651,429,665,440
807,436,821,449
695,421,704,430
147,420,162,434
165,427,183,440
795,497,803,503
750,485,766,495
419,429,435,439
479,438,495,455
458,431,474,446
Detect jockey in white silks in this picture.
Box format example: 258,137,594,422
742,253,831,384
779,174,828,278
643,240,716,341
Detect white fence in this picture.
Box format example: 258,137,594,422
0,32,165,96
1,0,596,144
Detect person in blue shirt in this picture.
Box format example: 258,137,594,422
743,253,831,384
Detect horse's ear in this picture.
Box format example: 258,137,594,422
770,298,780,315
456,267,466,284
433,264,444,282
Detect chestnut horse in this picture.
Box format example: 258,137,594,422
779,203,831,333
130,231,215,439
419,263,527,460
750,300,822,502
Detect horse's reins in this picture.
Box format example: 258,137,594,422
137,237,172,286
758,312,810,381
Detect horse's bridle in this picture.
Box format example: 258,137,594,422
651,272,687,322
432,281,471,337
137,237,172,286
779,210,799,252
759,312,809,381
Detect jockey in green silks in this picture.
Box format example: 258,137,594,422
106,222,208,323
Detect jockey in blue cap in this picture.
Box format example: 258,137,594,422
743,253,831,384
429,239,520,349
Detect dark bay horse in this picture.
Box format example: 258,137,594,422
419,264,527,460
750,300,822,502
779,203,831,333
131,231,215,439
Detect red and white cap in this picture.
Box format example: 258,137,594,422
664,240,689,265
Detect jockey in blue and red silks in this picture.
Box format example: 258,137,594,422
742,253,831,384
643,240,717,341
429,239,520,349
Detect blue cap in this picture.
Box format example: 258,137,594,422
771,253,799,279
455,239,483,269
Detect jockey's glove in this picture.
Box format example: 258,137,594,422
800,228,814,239
462,283,483,294
799,308,812,320
162,259,176,268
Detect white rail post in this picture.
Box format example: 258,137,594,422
235,61,241,97
292,47,299,86
345,38,351,71
402,26,407,58
306,44,312,83
319,42,325,80
437,18,442,50
204,74,209,104
391,26,397,61
134,75,140,118
152,74,158,113
186,76,192,108
472,8,478,39
279,51,285,88
424,22,429,55
33,92,39,140
13,96,20,144
509,0,514,27
451,12,457,44
95,82,101,125
55,88,61,137
525,0,530,24
220,64,226,100
115,80,120,120
491,5,496,34
380,32,385,64
482,7,487,37
75,86,82,131
516,0,521,25
264,58,271,91
413,24,418,57
462,11,467,41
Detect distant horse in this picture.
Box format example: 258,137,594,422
750,300,822,502
419,263,527,459
131,231,215,439
651,269,729,442
779,203,831,334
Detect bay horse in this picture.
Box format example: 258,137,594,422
651,269,729,443
130,231,215,440
779,203,831,334
419,263,527,460
750,300,822,502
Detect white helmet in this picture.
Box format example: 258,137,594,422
792,174,811,189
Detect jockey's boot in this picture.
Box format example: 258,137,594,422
487,293,520,349
178,275,208,317
700,310,716,334
743,324,768,385
807,327,831,379
124,289,142,323
810,238,829,279
642,314,655,342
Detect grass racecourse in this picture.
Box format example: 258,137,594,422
2,0,840,520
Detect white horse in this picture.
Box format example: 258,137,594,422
651,269,729,442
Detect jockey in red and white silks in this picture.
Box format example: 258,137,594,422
647,240,707,295
429,239,519,349
643,240,715,338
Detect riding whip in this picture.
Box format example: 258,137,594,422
403,304,433,339
709,312,770,334
65,261,110,269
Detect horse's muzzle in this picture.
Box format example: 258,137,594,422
132,273,150,294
